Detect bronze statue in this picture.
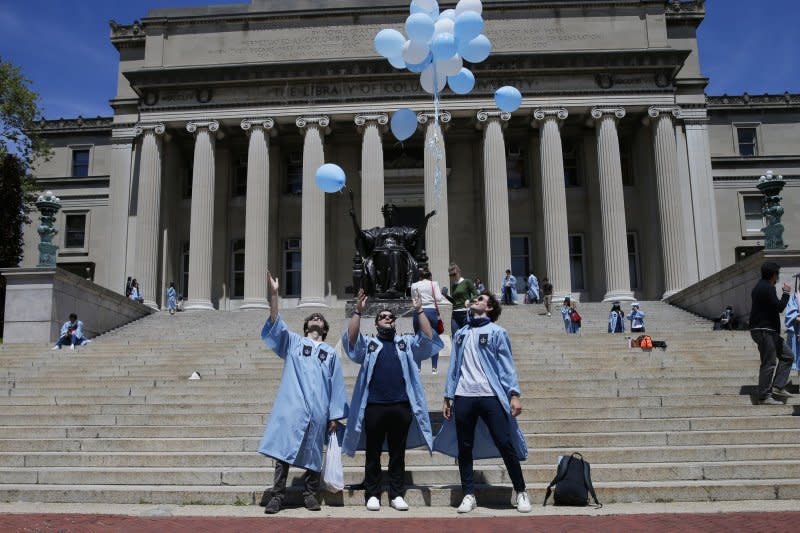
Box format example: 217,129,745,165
349,198,436,299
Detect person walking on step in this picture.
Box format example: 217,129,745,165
526,272,540,304
166,282,177,315
541,277,554,316
342,288,443,512
52,313,90,350
750,262,794,405
258,270,348,514
501,269,518,305
433,291,531,514
627,302,646,333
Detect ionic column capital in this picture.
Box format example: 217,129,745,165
477,110,511,129
532,107,569,127
354,113,388,135
416,111,451,126
134,123,165,136
647,106,681,120
296,116,330,135
186,120,220,134
241,117,275,136
590,106,626,121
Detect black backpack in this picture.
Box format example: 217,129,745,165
543,453,602,507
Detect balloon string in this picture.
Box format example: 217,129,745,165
430,62,443,217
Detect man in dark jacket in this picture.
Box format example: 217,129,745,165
750,262,794,404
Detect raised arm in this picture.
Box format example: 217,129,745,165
347,288,368,348
268,270,279,323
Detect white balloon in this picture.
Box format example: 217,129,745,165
403,39,430,64
440,8,456,20
455,0,482,16
434,17,455,36
437,53,463,76
420,63,447,94
414,0,437,11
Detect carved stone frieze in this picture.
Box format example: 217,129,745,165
32,116,113,133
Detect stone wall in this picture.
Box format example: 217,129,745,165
1,267,154,344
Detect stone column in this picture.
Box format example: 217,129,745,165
533,108,572,300
297,116,329,308
418,111,452,288
355,114,388,229
132,123,165,309
184,120,219,310
107,129,137,293
591,107,634,302
477,110,512,296
684,116,721,279
240,118,274,310
648,106,688,298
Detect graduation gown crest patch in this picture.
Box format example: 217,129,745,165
398,340,407,351
479,334,488,346
302,345,312,357
318,349,328,362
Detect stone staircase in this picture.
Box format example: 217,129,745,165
1,301,799,507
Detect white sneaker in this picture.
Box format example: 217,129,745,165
547,312,551,317
390,496,409,511
516,491,532,513
457,494,476,513
69,344,75,350
51,345,60,351
432,368,438,375
80,339,91,346
366,496,380,511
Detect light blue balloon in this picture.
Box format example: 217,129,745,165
495,86,522,112
374,29,406,59
410,0,439,18
406,13,435,42
447,68,475,95
406,52,432,73
430,32,457,61
388,55,406,69
315,164,346,193
391,108,418,141
458,34,491,63
454,11,483,42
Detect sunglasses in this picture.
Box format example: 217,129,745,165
474,295,489,302
377,313,396,321
308,314,325,321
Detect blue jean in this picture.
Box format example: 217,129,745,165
453,395,526,495
412,308,440,370
55,334,79,348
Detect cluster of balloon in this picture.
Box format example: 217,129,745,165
375,0,523,142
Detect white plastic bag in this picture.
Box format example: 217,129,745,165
322,431,344,493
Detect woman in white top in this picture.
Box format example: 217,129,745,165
410,269,445,373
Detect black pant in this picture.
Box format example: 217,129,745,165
364,402,413,501
270,459,320,501
454,395,526,495
751,329,794,399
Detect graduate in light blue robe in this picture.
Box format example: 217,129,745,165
526,274,540,304
560,296,579,334
627,302,646,332
786,291,799,372
166,282,177,314
501,270,518,305
53,314,88,349
257,272,348,513
608,301,625,333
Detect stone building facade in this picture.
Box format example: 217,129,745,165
22,0,800,309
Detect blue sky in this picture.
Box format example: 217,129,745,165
1,0,798,119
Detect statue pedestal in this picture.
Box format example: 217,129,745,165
344,298,413,318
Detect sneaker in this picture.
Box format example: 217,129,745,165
547,312,551,317
432,368,438,375
390,496,409,511
516,491,532,513
51,345,60,351
258,489,271,507
759,396,784,405
80,340,91,346
263,497,281,514
304,493,321,511
366,496,380,511
772,387,794,399
69,344,75,350
457,494,476,513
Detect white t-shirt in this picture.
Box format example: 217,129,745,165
410,279,444,309
455,328,494,397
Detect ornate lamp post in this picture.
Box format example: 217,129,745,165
757,170,787,250
35,190,62,267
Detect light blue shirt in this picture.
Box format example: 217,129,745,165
786,293,799,371
60,320,84,339
257,316,348,472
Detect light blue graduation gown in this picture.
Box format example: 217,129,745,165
433,322,528,460
561,306,579,334
257,316,348,472
627,310,646,331
167,287,177,310
608,311,625,333
341,329,443,457
60,320,85,341
786,293,799,371
526,274,540,302
501,275,518,303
